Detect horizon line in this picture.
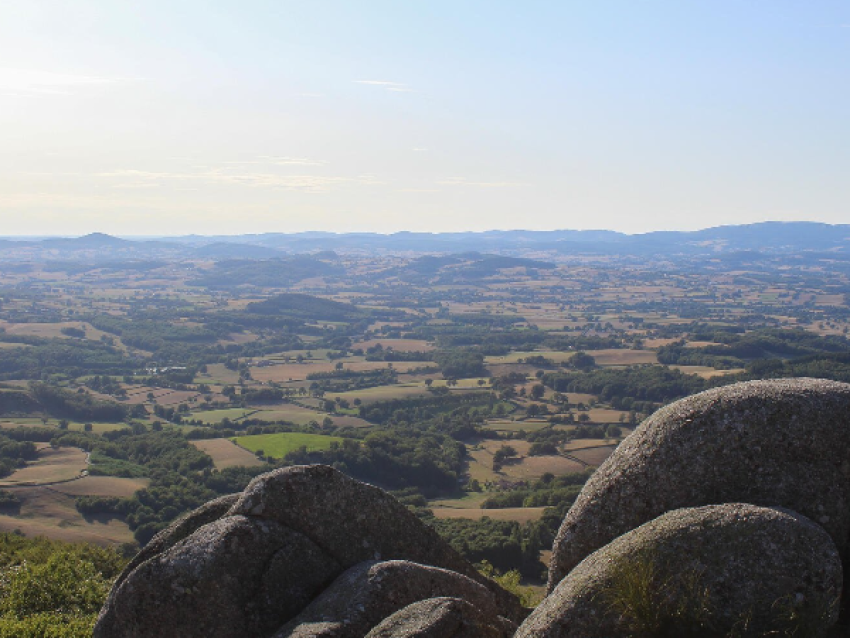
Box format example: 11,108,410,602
0,219,847,241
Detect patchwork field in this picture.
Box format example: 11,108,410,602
329,383,433,405
568,445,617,466
466,439,588,482
1,419,131,435
0,446,88,487
191,438,266,469
0,485,135,546
232,432,344,459
48,475,150,498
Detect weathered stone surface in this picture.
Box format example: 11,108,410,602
521,504,842,638
111,492,239,593
94,515,341,638
95,465,524,637
548,378,850,590
229,465,525,622
275,560,510,638
365,597,516,638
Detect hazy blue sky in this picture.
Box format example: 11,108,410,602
1,2,848,235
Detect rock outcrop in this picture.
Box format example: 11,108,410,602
548,378,850,590
518,503,842,637
276,560,516,637
94,465,524,638
366,597,516,638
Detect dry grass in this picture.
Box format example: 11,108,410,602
586,407,629,423
483,419,552,433
0,447,87,486
502,455,588,479
50,476,150,498
330,383,432,405
570,445,617,466
191,438,266,469
563,438,612,450
251,404,371,428
468,440,588,480
669,365,745,379
584,349,657,366
0,485,135,546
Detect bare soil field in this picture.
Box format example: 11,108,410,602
0,446,88,486
0,485,135,546
431,506,547,523
191,438,266,469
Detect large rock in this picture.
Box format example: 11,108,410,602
276,560,516,637
520,504,842,637
548,378,850,590
365,597,515,638
229,465,525,622
95,515,340,638
95,465,524,637
110,493,240,593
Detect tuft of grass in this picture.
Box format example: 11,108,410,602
599,551,838,638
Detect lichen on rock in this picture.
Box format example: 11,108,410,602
548,378,850,591
520,504,842,637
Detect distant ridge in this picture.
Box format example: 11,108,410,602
1,221,849,261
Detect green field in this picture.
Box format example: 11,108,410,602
232,432,344,459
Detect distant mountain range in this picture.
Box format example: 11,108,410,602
1,222,849,261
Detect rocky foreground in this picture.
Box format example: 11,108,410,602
95,378,850,637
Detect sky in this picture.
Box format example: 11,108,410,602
1,1,848,236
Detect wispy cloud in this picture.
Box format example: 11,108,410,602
354,79,415,93
97,168,381,193
225,156,329,167
0,68,131,95
437,178,528,188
